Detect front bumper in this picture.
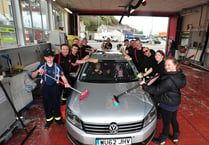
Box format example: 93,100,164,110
66,117,156,145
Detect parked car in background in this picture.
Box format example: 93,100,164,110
66,50,157,145
140,38,150,44
151,39,161,44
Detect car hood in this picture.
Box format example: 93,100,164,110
67,81,154,124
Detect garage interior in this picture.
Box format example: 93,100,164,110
1,0,209,145
1,65,209,145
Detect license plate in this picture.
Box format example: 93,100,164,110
96,137,132,145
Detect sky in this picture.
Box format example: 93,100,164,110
114,16,169,36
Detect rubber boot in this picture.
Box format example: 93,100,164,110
168,132,180,145
152,134,167,145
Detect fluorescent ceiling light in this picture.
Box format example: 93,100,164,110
64,8,72,14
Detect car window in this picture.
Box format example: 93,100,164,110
79,60,138,83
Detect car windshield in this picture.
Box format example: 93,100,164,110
79,60,139,83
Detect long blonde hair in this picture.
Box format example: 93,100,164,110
165,57,180,71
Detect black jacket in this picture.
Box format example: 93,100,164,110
142,71,186,106
54,53,71,78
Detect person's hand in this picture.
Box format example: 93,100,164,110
137,73,143,79
119,45,124,52
88,59,98,63
83,55,90,60
91,48,95,52
124,55,132,61
37,68,45,75
65,83,71,88
140,80,146,85
76,72,79,77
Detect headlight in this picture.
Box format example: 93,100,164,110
66,107,83,130
143,106,156,127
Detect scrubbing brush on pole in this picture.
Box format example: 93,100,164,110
111,83,141,106
41,72,88,100
111,74,160,106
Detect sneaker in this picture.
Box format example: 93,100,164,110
172,139,179,145
55,119,64,126
152,138,166,145
45,120,53,128
168,134,179,145
152,134,167,145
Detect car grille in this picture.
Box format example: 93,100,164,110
83,121,143,134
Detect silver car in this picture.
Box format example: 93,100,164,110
66,50,157,145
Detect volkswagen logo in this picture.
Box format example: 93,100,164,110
109,123,119,134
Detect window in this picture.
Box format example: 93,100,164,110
79,60,138,83
0,0,17,48
9,5,13,17
20,0,49,44
31,0,42,29
34,30,43,40
24,28,33,43
41,0,49,30
52,5,64,30
21,0,32,28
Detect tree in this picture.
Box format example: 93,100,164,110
80,16,136,32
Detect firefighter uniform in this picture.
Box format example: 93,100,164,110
54,53,72,104
36,62,64,127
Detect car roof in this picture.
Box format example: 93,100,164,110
90,50,127,61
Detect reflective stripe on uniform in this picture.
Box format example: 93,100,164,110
61,97,67,101
60,90,67,101
46,117,54,122
55,116,61,120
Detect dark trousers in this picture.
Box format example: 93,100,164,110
60,77,71,101
42,85,61,119
160,108,179,137
69,75,77,87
